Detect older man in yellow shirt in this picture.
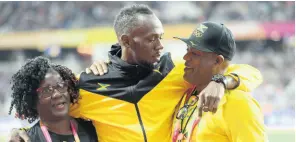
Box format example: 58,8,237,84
173,22,267,142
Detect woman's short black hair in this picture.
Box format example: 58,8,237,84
9,56,79,123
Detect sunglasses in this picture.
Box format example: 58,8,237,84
176,95,199,120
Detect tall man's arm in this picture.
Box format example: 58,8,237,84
224,64,263,92
224,91,267,142
173,62,263,113
85,60,263,115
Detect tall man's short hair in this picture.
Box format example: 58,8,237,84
113,4,154,37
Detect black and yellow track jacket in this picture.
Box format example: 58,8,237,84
70,44,263,142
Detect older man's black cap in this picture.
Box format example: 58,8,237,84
174,22,236,61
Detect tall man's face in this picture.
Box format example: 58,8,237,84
128,14,164,65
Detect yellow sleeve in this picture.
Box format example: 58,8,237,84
69,94,83,118
173,59,263,92
69,89,102,119
225,64,263,92
69,72,108,120
224,91,268,142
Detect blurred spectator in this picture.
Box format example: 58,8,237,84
0,1,294,33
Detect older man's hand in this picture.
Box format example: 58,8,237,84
197,81,225,117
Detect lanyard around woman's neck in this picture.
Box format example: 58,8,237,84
40,119,80,142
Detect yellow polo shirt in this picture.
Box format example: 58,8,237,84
192,90,267,142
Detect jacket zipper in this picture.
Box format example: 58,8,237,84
130,85,147,142
135,103,147,142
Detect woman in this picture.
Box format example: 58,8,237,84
9,56,98,142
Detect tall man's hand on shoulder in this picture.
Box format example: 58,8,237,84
198,74,239,116
197,81,225,116
85,59,109,75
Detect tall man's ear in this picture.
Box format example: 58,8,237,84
121,35,130,48
215,55,225,65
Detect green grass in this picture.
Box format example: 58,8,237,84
0,128,294,142
268,128,295,142
0,136,5,142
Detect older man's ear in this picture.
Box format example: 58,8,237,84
215,55,224,65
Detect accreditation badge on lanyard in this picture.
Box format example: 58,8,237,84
172,86,201,142
40,120,80,142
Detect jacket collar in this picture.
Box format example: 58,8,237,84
109,44,153,78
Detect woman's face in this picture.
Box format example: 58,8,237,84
36,69,70,121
